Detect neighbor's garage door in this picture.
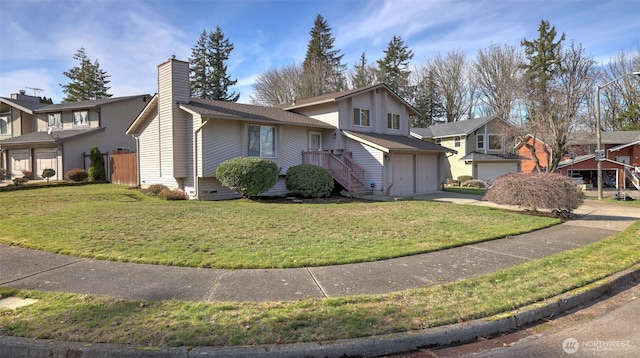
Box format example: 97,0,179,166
416,154,438,193
34,149,57,179
477,162,518,181
391,154,415,196
9,149,30,178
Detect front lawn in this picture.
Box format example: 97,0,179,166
1,221,638,348
0,184,558,269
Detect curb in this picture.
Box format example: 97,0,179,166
2,265,639,358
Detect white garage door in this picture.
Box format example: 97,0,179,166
391,154,415,196
35,149,58,179
416,154,438,193
477,162,518,181
9,149,30,178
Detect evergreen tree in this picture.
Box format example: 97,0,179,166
412,67,445,126
189,26,239,101
377,35,414,99
301,14,346,98
60,47,112,102
349,52,378,89
88,146,106,182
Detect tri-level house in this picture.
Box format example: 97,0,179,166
126,57,454,200
411,116,521,181
0,92,150,180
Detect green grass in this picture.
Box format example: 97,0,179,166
443,186,487,196
1,221,638,348
0,184,558,269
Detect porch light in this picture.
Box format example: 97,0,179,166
595,71,640,200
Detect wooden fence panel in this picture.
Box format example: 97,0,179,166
110,151,137,186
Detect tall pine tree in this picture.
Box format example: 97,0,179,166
377,35,414,99
189,26,239,102
60,47,112,102
301,14,346,98
349,52,378,89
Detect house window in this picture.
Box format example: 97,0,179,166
0,115,8,135
73,110,88,126
477,134,504,150
48,113,61,128
454,136,461,147
488,134,504,150
353,108,370,127
248,125,276,158
387,113,400,130
477,134,484,150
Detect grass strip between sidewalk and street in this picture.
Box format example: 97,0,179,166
1,221,638,348
0,184,557,269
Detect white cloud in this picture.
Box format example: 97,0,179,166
0,68,57,99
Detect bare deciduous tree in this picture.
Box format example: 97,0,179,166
249,63,303,106
600,49,640,130
474,43,525,122
430,50,471,122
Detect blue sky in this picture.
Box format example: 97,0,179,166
1,0,638,104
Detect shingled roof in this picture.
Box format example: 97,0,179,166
0,97,49,114
180,98,335,128
33,95,149,113
343,131,456,153
0,128,105,146
411,116,496,139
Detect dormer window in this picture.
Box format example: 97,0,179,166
387,113,400,130
353,108,370,127
48,113,61,128
73,110,88,126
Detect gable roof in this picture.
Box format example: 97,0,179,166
557,154,632,169
0,97,49,114
180,98,335,128
34,95,150,113
569,131,640,146
343,130,456,154
459,151,525,162
279,83,420,116
0,128,105,146
411,116,496,139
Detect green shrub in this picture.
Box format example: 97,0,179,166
285,164,334,198
88,147,106,182
41,168,56,184
147,184,168,195
157,188,187,200
13,177,29,186
65,169,88,182
484,172,583,215
216,157,279,198
457,175,473,183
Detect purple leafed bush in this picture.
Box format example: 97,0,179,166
484,172,583,214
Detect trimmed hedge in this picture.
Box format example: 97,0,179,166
216,157,279,198
286,164,334,198
64,169,88,182
457,175,473,183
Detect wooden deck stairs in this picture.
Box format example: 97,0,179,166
302,151,367,192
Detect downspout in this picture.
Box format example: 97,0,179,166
131,134,140,187
193,120,208,200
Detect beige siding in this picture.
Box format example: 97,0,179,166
138,113,179,189
280,126,309,172
201,119,243,177
345,139,384,191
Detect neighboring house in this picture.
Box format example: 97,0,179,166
515,134,551,173
411,116,521,181
557,131,640,189
0,93,150,180
127,57,454,200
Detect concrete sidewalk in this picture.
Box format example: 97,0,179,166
1,197,639,303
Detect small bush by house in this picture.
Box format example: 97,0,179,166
457,175,473,183
147,184,168,195
286,164,334,198
65,169,88,182
216,157,279,198
21,169,33,179
157,188,187,200
484,172,583,215
461,179,486,188
42,168,56,184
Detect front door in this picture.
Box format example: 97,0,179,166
308,132,321,151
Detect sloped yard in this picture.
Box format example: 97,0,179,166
0,184,559,269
